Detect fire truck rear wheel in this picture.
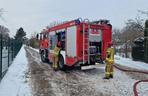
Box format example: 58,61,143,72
58,54,65,70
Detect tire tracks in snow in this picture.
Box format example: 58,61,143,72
25,47,110,96
27,46,148,96
25,47,57,96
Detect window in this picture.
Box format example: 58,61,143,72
56,31,66,50
49,32,57,50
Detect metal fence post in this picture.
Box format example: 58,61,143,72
12,40,14,60
8,37,10,67
11,40,13,61
0,34,3,79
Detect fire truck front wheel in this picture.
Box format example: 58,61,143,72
58,54,65,70
41,51,48,63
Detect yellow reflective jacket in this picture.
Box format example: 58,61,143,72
53,46,61,57
105,47,114,64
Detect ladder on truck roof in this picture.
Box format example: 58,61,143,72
83,19,90,64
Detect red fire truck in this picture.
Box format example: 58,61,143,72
37,18,112,70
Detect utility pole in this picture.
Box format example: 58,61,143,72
144,20,148,63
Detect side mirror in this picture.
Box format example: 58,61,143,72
36,34,39,40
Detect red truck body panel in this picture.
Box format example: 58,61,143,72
39,19,112,66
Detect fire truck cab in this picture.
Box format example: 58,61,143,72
37,18,112,70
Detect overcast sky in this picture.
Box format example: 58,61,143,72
0,0,148,37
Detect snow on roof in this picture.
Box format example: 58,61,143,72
0,45,31,96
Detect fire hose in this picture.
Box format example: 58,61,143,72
113,65,148,96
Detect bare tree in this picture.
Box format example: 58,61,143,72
114,15,145,58
112,28,122,44
138,10,148,17
120,16,144,44
0,25,9,38
0,8,6,21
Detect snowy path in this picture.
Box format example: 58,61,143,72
25,47,148,96
0,46,148,96
0,45,31,96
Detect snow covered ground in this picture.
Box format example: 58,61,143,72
115,55,148,71
29,46,39,53
0,45,32,96
26,47,148,96
0,46,147,96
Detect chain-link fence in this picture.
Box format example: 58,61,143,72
0,34,22,81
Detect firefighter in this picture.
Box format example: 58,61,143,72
44,34,49,48
104,42,114,79
52,41,61,70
